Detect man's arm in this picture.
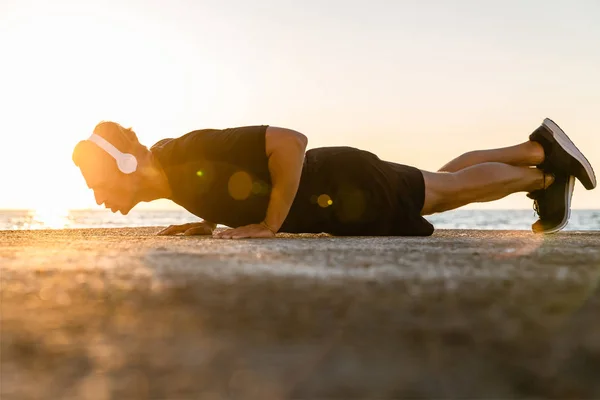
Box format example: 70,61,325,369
213,126,307,239
262,127,308,232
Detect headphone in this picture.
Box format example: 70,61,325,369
87,134,138,174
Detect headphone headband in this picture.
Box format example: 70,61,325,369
87,133,138,174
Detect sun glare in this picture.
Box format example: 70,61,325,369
31,207,70,230
1,4,199,211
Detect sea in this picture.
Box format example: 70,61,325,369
1,209,599,231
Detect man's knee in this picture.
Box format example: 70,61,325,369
438,151,480,173
421,171,463,215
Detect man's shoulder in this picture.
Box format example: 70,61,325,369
149,129,219,153
150,138,174,151
150,125,269,166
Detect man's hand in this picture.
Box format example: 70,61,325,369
213,223,275,239
157,222,216,236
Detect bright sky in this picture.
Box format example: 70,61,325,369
1,0,598,212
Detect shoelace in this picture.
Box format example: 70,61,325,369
530,173,547,218
533,198,541,217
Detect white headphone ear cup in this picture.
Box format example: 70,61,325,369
117,154,138,174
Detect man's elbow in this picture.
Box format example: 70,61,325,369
284,128,308,148
295,131,308,149
266,127,308,155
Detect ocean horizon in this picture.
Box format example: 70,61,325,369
1,209,599,231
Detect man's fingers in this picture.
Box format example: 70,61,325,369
214,228,234,237
230,229,252,239
214,228,236,239
162,223,273,238
157,223,194,236
157,225,183,236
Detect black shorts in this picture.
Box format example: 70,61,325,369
281,147,435,236
386,161,428,218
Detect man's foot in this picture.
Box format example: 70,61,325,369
530,118,596,190
529,174,575,234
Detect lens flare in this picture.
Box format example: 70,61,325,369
228,171,253,200
317,194,333,208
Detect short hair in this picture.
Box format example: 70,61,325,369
72,121,141,167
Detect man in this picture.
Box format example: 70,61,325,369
72,119,596,238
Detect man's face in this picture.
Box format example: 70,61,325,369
78,147,138,215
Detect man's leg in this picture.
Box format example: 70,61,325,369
438,141,545,172
425,119,594,233
421,163,553,215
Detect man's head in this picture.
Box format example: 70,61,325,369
72,121,155,215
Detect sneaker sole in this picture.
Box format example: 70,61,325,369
539,175,575,234
543,118,597,190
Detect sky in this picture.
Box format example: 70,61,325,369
0,0,599,212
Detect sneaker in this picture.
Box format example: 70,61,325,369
529,174,575,234
530,118,596,190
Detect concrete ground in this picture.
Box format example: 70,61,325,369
1,228,600,399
